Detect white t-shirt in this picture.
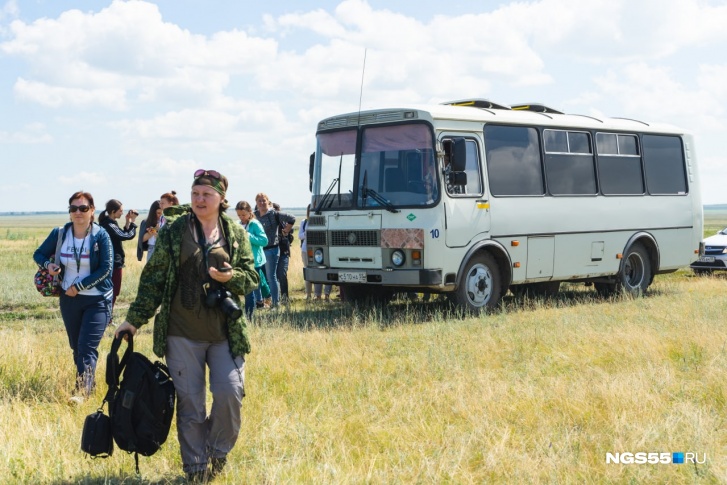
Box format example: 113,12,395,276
59,231,102,295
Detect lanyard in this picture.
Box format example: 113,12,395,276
192,215,222,272
71,225,90,273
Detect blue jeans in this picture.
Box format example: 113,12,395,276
277,250,290,300
263,246,280,306
59,293,111,394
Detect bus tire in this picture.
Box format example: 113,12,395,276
452,252,501,313
617,242,652,296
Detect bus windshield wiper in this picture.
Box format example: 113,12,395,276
362,185,400,213
314,176,339,215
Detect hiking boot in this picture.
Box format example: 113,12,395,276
255,300,264,309
186,470,207,483
263,297,272,308
209,457,227,479
68,395,85,406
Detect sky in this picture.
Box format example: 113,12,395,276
1,0,726,212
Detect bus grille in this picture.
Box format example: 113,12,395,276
306,231,327,246
308,215,326,226
330,230,380,247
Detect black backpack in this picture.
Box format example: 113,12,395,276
104,332,175,472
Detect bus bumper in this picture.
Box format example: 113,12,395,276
304,267,443,286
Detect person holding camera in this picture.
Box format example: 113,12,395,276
114,169,258,482
137,200,161,262
98,199,138,310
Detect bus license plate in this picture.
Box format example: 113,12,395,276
339,271,367,283
699,256,715,263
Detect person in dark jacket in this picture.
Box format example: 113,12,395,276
33,191,113,402
98,199,138,309
115,170,258,481
254,193,294,307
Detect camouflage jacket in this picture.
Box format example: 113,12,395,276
126,204,259,357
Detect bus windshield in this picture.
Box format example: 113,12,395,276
314,123,438,211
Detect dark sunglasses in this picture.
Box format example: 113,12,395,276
194,169,221,179
68,205,91,213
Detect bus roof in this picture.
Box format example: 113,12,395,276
317,100,686,135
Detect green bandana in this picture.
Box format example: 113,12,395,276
192,175,227,197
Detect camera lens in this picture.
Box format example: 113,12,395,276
219,291,243,320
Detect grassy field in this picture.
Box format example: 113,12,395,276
1,213,726,483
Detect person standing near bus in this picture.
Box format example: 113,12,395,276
254,193,294,308
235,200,269,318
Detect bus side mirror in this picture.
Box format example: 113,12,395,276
309,152,315,192
447,171,467,186
451,138,467,172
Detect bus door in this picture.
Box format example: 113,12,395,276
441,136,490,248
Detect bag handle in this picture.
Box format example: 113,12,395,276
103,331,134,403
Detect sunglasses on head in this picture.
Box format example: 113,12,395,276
68,205,91,213
194,169,221,179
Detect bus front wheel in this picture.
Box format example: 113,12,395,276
451,252,502,313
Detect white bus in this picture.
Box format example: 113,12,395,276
303,99,702,312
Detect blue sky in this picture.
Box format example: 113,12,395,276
1,0,726,212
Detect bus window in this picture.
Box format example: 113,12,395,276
642,135,687,195
485,125,544,196
544,129,597,196
443,138,483,196
596,132,644,195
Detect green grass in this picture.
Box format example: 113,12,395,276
1,215,726,483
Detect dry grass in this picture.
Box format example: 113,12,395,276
1,214,726,483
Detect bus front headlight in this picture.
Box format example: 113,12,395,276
391,250,405,267
314,248,324,264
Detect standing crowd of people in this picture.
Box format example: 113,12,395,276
32,171,335,481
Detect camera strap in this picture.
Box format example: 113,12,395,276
191,214,222,274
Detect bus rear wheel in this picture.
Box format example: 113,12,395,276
596,243,652,298
451,252,501,313
618,243,652,296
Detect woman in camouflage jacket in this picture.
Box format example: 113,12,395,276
115,169,258,481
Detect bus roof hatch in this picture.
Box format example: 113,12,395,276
442,99,511,110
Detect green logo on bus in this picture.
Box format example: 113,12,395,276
407,213,416,221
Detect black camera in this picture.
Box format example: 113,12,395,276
204,285,242,320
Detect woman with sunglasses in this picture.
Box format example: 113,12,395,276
114,169,258,482
33,191,113,403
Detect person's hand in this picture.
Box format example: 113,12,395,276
209,263,233,283
114,321,137,340
126,210,138,223
65,285,79,297
48,263,62,276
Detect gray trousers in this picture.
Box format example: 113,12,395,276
166,336,245,474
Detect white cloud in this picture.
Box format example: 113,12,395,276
59,171,107,186
0,122,51,143
1,0,727,210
